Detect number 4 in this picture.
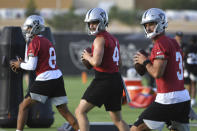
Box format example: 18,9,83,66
113,41,119,65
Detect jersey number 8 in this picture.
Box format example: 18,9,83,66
49,47,56,69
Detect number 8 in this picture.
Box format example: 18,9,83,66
49,47,56,69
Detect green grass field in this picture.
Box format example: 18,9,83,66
1,75,197,131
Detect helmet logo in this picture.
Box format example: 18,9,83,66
100,12,106,23
33,20,39,26
159,13,165,21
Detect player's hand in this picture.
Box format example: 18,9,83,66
81,49,91,61
9,57,23,73
133,52,148,65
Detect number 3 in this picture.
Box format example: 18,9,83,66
176,52,183,80
49,47,56,69
113,41,119,65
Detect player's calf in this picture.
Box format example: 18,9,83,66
56,104,79,131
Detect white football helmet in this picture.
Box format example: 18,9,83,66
84,8,108,35
141,8,168,39
22,15,45,41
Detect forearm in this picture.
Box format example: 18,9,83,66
145,59,167,78
20,56,38,70
87,56,101,67
146,63,160,78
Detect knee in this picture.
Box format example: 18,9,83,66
19,102,30,112
75,107,80,116
113,119,122,126
130,125,137,131
75,106,85,117
57,104,69,112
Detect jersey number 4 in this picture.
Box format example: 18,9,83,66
49,47,56,69
176,52,183,80
113,41,119,65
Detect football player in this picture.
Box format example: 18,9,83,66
185,35,197,107
10,15,79,131
131,8,190,131
75,8,129,131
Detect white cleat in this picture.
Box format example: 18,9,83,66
57,123,72,131
191,99,196,107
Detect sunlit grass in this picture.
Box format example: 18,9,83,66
1,75,197,131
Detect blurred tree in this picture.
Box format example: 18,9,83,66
109,6,142,26
25,0,39,17
46,10,85,31
161,0,197,10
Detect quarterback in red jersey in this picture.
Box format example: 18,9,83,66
131,8,190,131
75,8,129,131
10,15,79,131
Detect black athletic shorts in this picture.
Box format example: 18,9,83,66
82,70,123,111
25,76,67,98
133,100,190,127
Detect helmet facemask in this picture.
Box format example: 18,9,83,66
143,22,159,39
86,20,106,35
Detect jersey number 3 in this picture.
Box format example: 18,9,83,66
176,52,183,80
49,47,56,69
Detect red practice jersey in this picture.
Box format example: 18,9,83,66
92,31,120,73
150,35,185,93
27,35,58,76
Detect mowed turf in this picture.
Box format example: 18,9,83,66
1,75,197,131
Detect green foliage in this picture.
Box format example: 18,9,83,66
25,0,39,17
109,6,142,26
161,0,197,10
46,11,85,31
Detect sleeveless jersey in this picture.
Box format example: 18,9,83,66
92,31,120,73
150,35,185,93
27,35,58,76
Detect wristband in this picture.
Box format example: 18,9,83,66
143,59,151,66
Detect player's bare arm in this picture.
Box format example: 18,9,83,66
82,36,105,67
146,58,167,78
134,52,167,78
